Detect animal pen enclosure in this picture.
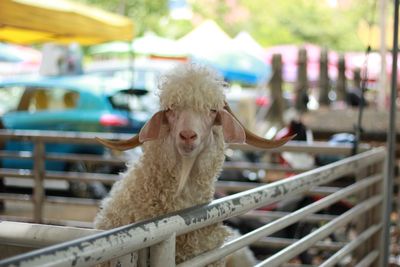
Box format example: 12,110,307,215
0,130,389,266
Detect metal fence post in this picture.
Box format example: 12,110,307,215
150,233,176,267
319,47,330,106
382,1,399,266
336,54,347,102
376,161,385,267
269,53,284,125
365,165,375,254
33,140,45,223
356,161,384,267
354,167,369,261
295,47,309,112
138,248,149,267
110,252,139,267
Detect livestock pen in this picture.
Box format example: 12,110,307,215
0,130,391,266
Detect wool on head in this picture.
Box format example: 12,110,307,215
158,63,227,112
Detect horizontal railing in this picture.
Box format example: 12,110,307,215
0,145,386,267
0,129,371,225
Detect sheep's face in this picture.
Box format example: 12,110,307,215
133,105,246,196
165,108,218,158
136,105,247,159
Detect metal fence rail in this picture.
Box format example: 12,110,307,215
0,143,386,267
0,129,371,224
0,221,100,248
179,173,383,267
257,196,382,267
319,223,382,267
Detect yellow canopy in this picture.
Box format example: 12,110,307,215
0,0,134,45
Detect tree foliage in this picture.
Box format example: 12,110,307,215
77,0,379,51
77,0,169,36
191,0,379,51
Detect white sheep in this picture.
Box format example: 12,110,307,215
94,63,291,266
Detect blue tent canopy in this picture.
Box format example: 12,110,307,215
192,48,271,86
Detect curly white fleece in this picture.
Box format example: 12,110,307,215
159,63,227,111
94,64,232,266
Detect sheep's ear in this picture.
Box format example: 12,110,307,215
216,110,246,144
139,111,167,142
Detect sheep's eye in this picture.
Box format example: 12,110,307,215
210,109,217,113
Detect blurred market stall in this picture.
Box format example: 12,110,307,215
0,43,41,76
89,32,187,59
178,20,271,86
192,47,271,86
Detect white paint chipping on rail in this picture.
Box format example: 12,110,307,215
0,146,387,267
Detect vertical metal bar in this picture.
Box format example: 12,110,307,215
138,248,149,267
353,45,371,156
255,196,382,267
150,233,176,267
295,47,309,112
178,174,382,267
33,141,45,223
269,54,284,124
319,224,382,267
365,165,375,255
355,250,380,267
110,252,138,267
336,54,347,102
382,0,399,266
319,47,330,106
369,163,384,267
354,167,369,261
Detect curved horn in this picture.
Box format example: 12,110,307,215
223,102,295,149
95,135,141,151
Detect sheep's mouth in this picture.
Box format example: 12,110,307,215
178,144,197,156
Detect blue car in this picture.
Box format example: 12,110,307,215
0,74,152,172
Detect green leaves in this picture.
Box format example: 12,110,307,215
77,0,377,52
77,0,169,36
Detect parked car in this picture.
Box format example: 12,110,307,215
0,73,155,197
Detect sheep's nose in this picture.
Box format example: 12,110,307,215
179,130,197,142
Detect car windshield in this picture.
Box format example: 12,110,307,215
0,86,25,114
